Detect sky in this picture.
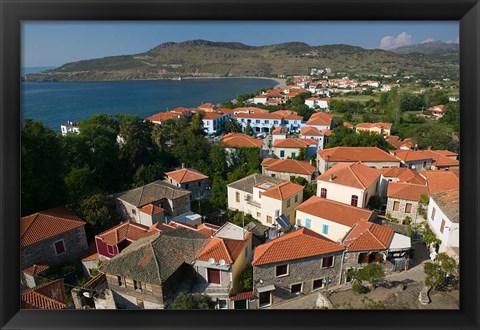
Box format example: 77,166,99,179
22,21,459,68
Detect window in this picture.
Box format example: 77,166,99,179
245,246,248,258
313,278,325,290
185,183,189,189
305,218,311,229
393,201,400,211
197,181,202,187
351,195,358,207
256,120,260,123
134,280,142,292
207,268,221,284
431,207,436,220
117,276,125,287
258,191,261,198
294,194,298,203
422,161,427,168
107,244,114,255
267,216,272,224
236,192,240,203
136,299,144,309
265,120,269,124
257,212,261,218
271,173,276,178
440,219,446,234
217,299,228,309
287,198,291,208
276,264,288,277
291,152,296,158
405,203,412,213
132,208,136,215
274,121,278,125
291,283,302,294
320,188,327,198
322,256,334,268
259,291,271,307
144,284,153,293
322,224,329,235
54,240,65,255
280,150,285,158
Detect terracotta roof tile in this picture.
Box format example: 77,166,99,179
165,168,208,184
272,126,288,135
196,233,252,264
198,103,217,111
342,222,394,252
233,107,270,114
343,121,355,128
296,196,374,228
306,112,333,126
20,206,86,248
301,126,323,136
387,182,429,201
416,150,459,167
260,181,304,201
139,204,164,215
146,112,182,122
391,150,433,162
202,112,223,120
230,291,255,301
264,159,316,176
96,220,161,245
381,167,426,185
422,171,459,194
233,112,284,120
273,138,317,149
23,264,49,276
356,122,392,130
317,162,381,189
252,227,344,266
221,133,263,148
21,279,68,310
168,221,220,237
318,147,400,163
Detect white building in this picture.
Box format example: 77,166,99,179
60,121,80,136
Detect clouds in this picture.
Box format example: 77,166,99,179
379,32,412,50
421,38,436,43
446,37,460,44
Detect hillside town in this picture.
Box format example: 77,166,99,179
22,72,460,311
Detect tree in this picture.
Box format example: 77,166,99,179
357,263,385,289
116,114,154,168
411,123,458,151
64,165,96,202
417,221,442,246
367,195,383,211
399,93,426,112
223,118,242,133
244,123,253,136
424,262,446,289
21,119,67,215
439,102,460,132
239,265,253,291
166,293,215,309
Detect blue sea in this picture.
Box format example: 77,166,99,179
20,78,278,132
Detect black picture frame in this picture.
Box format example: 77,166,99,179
1,0,479,329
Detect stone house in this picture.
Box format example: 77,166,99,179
99,228,211,309
390,150,433,171
252,227,345,308
317,147,401,173
227,174,304,228
20,206,88,270
113,180,191,226
21,264,50,289
340,221,411,279
426,189,459,256
386,182,429,224
378,167,426,199
316,162,382,208
192,223,253,309
295,196,375,242
261,158,316,182
165,167,211,200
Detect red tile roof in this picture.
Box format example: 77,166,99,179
20,206,86,248
196,233,251,265
342,222,394,252
386,135,414,150
233,107,270,114
296,196,374,228
168,221,220,237
264,159,316,176
273,138,317,149
221,133,263,148
229,291,255,301
23,264,49,276
317,162,381,189
422,170,459,194
139,204,164,215
261,181,304,201
165,168,208,183
202,112,223,120
318,147,400,163
146,112,182,123
96,220,160,245
198,103,217,111
233,112,284,120
271,110,298,117
387,182,429,201
252,227,344,266
21,279,68,310
381,167,426,185
272,126,288,135
301,126,323,136
356,122,392,130
391,150,433,162
416,150,459,167
306,112,333,126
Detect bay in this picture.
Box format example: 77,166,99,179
20,78,278,132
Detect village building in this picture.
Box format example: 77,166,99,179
317,147,401,173
378,167,426,198
422,170,459,194
415,150,459,170
316,162,382,208
305,111,333,130
427,104,446,118
21,279,69,309
227,174,304,229
22,264,50,289
426,189,459,256
386,135,414,150
20,206,88,270
252,227,345,307
60,121,80,136
165,167,211,200
146,111,184,125
271,126,288,143
386,182,430,223
355,122,392,136
113,180,191,226
300,126,331,150
261,158,316,182
390,150,433,171
273,138,318,159
295,196,375,242
220,132,263,148
305,97,330,109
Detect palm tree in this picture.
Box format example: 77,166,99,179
224,119,241,133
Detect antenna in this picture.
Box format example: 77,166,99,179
219,259,226,266
208,258,215,264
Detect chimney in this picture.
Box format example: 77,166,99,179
329,175,334,182
181,163,185,169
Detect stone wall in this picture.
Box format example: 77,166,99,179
386,197,420,223
253,252,343,306
264,170,312,182
20,227,88,270
106,274,164,309
170,194,191,217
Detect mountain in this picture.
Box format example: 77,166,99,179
391,41,459,55
23,40,458,82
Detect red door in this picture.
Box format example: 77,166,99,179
207,268,221,284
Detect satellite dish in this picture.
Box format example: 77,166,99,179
410,164,416,169
219,259,226,266
208,258,215,264
82,291,92,298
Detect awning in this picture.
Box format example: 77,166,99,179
257,285,276,293
275,214,291,230
389,233,411,252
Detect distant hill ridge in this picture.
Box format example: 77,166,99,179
391,41,459,55
24,39,459,82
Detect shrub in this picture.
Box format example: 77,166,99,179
352,281,366,294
